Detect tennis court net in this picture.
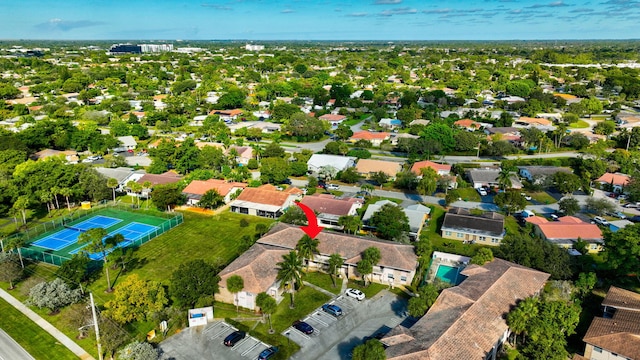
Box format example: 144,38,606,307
63,225,87,233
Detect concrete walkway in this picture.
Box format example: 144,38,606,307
302,281,338,298
0,288,95,360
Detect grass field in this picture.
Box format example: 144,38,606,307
569,120,590,129
528,191,558,204
451,188,482,202
0,297,79,360
304,271,341,294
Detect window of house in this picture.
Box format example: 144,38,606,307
479,236,486,241
492,238,500,243
457,233,463,238
400,276,407,282
445,231,452,236
593,347,602,353
240,207,248,214
388,274,394,279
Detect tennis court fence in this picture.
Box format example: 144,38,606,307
3,203,183,266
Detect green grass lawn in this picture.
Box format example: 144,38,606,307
267,286,331,333
451,188,482,202
304,271,341,294
528,191,557,204
0,298,79,360
569,120,590,129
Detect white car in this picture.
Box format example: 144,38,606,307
326,184,340,190
477,188,487,196
520,193,532,201
345,288,365,301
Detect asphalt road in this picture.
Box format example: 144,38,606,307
0,328,35,360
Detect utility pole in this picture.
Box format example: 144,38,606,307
627,131,632,151
90,293,103,360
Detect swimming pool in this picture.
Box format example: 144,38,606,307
435,264,461,285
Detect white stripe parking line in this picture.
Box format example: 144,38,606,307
231,337,251,350
204,322,226,334
309,313,329,326
240,339,261,356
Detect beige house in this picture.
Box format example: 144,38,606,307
181,179,247,205
216,223,418,310
574,286,640,360
383,258,550,360
298,194,362,229
355,159,403,179
229,185,300,218
31,149,79,163
441,208,505,246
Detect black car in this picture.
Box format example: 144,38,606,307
292,320,314,334
280,178,292,185
223,330,246,347
629,215,640,223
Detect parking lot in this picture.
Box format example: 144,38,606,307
286,290,409,360
159,321,271,360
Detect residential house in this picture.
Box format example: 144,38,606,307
466,168,523,189
209,109,243,121
518,166,572,185
383,258,550,360
378,118,402,130
136,171,182,186
441,208,505,246
526,216,603,253
362,200,431,240
453,118,481,131
299,194,362,229
514,116,552,127
389,132,420,146
484,127,523,146
182,179,247,205
307,154,356,178
609,220,633,233
411,160,451,177
318,114,347,127
355,159,403,179
116,136,137,151
216,223,419,310
95,167,146,192
596,172,631,194
409,119,430,126
226,146,253,166
573,286,640,360
31,149,79,163
229,185,300,218
349,131,391,147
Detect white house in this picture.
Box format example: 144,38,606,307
307,154,356,178
116,136,137,151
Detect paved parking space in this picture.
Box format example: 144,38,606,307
159,321,271,360
285,290,408,360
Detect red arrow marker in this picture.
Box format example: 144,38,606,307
295,202,323,239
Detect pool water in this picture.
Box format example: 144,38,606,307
435,264,461,284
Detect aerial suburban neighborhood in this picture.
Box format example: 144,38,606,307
0,37,640,360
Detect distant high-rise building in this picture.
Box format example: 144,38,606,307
139,44,174,53
108,44,142,54
245,44,265,51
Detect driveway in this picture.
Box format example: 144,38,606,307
289,290,408,360
159,321,271,360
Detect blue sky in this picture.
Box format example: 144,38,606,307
1,0,639,40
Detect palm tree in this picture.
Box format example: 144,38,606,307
497,168,513,190
338,215,362,235
226,275,244,313
126,180,138,205
51,186,61,210
131,182,143,207
13,196,30,225
59,187,73,211
39,191,53,217
328,253,344,288
107,178,119,203
276,251,304,308
360,183,375,195
296,235,319,271
7,236,26,269
78,228,114,292
256,292,277,334
506,297,539,345
142,181,152,208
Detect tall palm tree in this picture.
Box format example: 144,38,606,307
107,178,119,203
276,251,304,308
13,196,30,225
497,168,513,190
59,187,73,211
78,228,114,292
328,253,344,288
39,191,53,217
126,180,138,205
296,235,319,271
507,297,539,345
360,183,375,195
142,181,152,208
226,275,244,313
51,186,61,209
338,215,362,235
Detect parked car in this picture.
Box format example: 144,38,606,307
629,215,640,223
326,184,340,190
345,288,365,301
280,178,292,185
611,211,627,219
550,214,559,221
520,193,532,201
592,216,610,226
258,347,278,360
477,188,487,196
321,304,343,317
292,320,314,334
223,331,246,347
617,194,627,200
81,158,94,163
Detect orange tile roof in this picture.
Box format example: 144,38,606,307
597,172,630,186
350,131,391,141
454,119,480,128
410,160,452,175
355,159,402,177
235,187,291,207
209,109,243,116
517,116,552,126
535,218,602,241
319,114,347,121
554,93,578,100
182,179,247,196
524,216,548,225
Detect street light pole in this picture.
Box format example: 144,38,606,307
90,293,103,360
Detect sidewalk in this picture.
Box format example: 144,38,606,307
0,288,95,360
302,281,337,298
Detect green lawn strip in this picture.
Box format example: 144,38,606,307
569,120,590,129
0,298,80,360
452,188,482,202
346,280,387,299
304,271,341,294
504,217,521,236
431,237,483,257
213,301,257,319
344,118,363,126
528,191,557,204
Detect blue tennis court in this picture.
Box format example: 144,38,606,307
71,222,159,260
31,216,122,251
